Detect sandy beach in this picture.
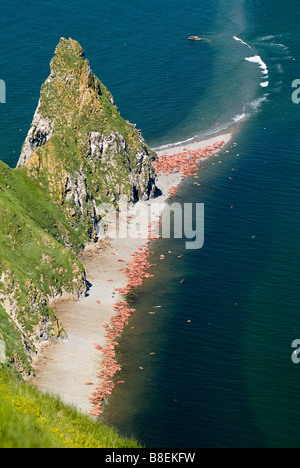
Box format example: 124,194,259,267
33,132,232,415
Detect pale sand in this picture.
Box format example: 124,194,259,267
154,132,232,157
33,132,232,414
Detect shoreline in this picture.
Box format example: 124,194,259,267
153,129,235,156
33,131,233,415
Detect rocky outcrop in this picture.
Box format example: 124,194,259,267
17,100,54,167
18,38,158,239
188,36,203,41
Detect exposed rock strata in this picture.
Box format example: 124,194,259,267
18,38,158,239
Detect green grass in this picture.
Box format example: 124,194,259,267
0,160,88,373
0,161,87,251
0,368,140,448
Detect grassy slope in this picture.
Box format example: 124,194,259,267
0,368,140,448
0,160,88,374
0,162,87,251
0,162,140,447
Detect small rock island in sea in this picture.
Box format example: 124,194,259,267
188,36,203,41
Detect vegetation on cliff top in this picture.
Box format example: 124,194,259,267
0,368,140,448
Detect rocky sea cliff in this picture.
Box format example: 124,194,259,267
0,38,158,376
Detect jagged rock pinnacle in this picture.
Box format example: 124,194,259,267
18,38,158,238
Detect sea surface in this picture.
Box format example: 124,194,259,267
1,0,300,448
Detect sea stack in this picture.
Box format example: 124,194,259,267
17,38,158,238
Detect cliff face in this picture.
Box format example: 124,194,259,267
18,38,158,238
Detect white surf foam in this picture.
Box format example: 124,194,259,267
233,36,252,49
153,136,195,152
245,55,269,87
245,55,269,75
258,34,284,42
232,113,247,123
249,95,269,111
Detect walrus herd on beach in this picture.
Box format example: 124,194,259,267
89,141,225,417
153,140,225,195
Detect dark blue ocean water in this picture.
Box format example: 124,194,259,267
1,0,300,448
